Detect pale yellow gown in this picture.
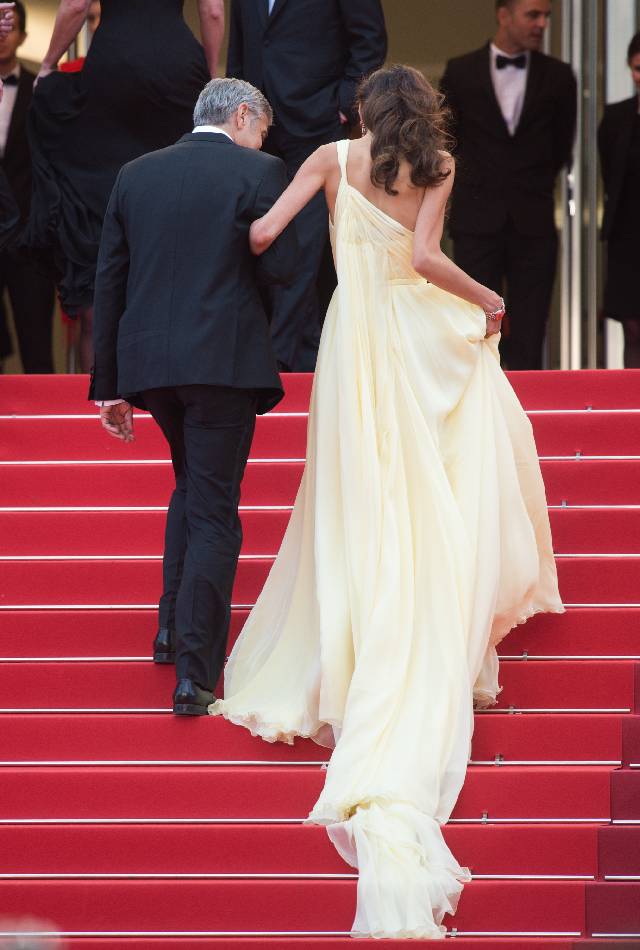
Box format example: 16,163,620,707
212,139,564,939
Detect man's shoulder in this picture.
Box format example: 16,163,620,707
533,50,575,83
118,139,285,186
602,96,637,120
17,63,36,87
444,46,487,74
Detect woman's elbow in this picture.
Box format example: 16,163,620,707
412,250,438,279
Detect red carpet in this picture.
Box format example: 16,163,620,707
1,370,639,945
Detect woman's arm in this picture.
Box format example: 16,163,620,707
412,158,503,317
38,0,91,80
198,0,225,78
250,144,335,254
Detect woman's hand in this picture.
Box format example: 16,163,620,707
34,63,56,88
249,218,272,256
485,315,503,338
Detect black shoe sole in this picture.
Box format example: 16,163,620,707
173,703,210,716
153,651,176,664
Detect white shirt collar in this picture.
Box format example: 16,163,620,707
490,43,530,66
192,125,233,141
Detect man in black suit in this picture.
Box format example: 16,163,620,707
91,78,299,716
441,0,577,370
227,0,387,371
0,0,54,372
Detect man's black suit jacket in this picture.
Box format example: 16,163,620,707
227,0,387,138
90,133,299,414
1,65,36,222
441,45,577,237
598,96,638,241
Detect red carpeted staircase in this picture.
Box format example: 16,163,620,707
1,370,639,949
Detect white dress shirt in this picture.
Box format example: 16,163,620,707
192,125,234,140
0,65,20,158
268,0,276,12
490,44,530,136
96,125,236,407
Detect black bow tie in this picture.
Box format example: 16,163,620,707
496,53,527,70
1,74,18,86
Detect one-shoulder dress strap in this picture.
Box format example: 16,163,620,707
336,138,350,182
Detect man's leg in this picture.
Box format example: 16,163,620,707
175,385,257,693
503,227,558,371
5,255,55,373
266,127,343,372
142,388,187,661
452,231,505,299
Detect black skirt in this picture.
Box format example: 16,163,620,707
23,0,208,315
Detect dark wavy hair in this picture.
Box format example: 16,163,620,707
356,65,453,197
628,32,640,63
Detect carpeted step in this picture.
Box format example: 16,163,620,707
0,714,623,764
41,939,580,950
0,460,304,507
0,373,314,415
0,660,632,711
585,882,640,937
0,509,291,557
611,771,640,820
3,369,638,412
2,556,639,607
2,607,638,660
4,507,640,557
3,411,640,461
0,766,612,820
597,825,640,878
0,414,308,461
622,717,640,766
0,822,599,877
0,878,587,934
3,459,640,509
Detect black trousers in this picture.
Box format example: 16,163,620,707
264,123,345,372
452,223,558,371
143,385,257,691
0,251,55,372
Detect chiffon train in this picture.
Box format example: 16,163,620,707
212,139,563,938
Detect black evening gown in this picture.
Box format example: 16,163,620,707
25,0,209,315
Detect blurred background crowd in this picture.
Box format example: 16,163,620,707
0,0,639,377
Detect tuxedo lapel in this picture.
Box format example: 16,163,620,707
256,0,268,29
4,71,30,160
476,44,511,139
266,0,289,28
516,51,544,135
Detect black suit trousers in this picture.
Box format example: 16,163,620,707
0,251,55,372
143,385,257,691
265,124,345,372
453,223,558,371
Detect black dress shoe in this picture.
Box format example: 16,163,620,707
153,627,175,664
173,678,215,716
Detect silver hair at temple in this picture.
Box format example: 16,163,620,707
193,78,273,128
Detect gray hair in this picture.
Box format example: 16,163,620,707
193,78,273,128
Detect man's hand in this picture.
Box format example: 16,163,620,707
100,402,134,442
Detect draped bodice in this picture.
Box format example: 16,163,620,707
331,140,422,284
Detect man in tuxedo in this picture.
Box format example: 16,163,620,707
441,0,577,370
91,79,299,716
227,0,387,371
0,0,55,372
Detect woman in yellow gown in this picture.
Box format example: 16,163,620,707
212,65,563,939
